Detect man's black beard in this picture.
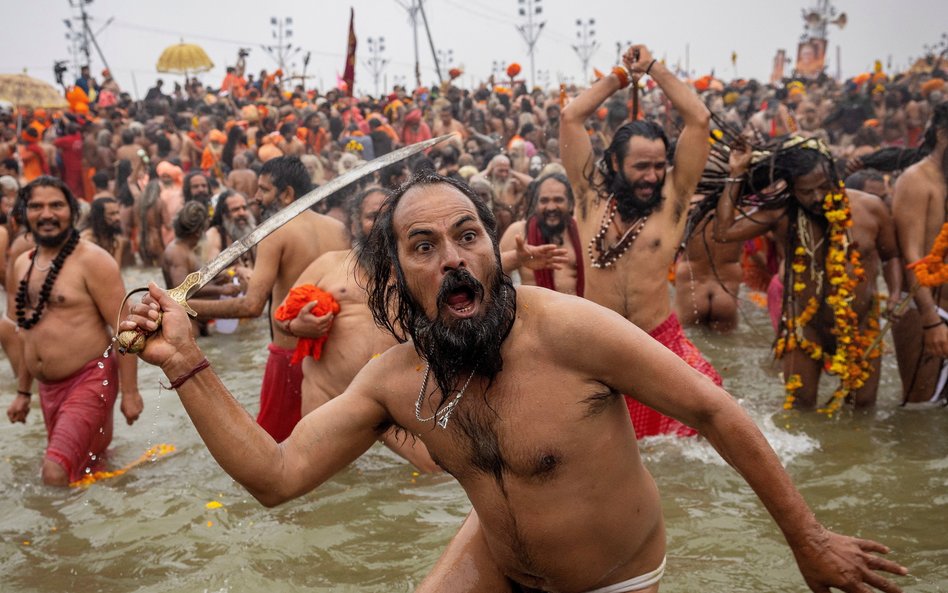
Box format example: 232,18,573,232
536,212,567,244
190,192,211,206
407,266,516,411
611,171,664,221
32,224,73,248
260,200,282,222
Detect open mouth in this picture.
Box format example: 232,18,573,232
445,287,477,316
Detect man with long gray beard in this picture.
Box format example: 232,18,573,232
204,190,256,267
187,156,350,441
499,172,582,296
123,173,906,593
561,43,720,437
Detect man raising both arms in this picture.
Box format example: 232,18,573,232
561,44,721,437
122,173,906,593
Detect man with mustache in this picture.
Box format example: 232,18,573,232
123,172,906,593
187,156,350,441
7,177,142,486
561,44,721,437
79,197,127,268
499,172,582,296
204,190,256,269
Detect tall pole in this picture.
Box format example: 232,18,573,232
366,37,388,97
516,0,546,88
395,0,422,88
79,0,111,74
417,0,443,85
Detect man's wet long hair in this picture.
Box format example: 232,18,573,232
362,172,517,403
857,100,948,172
585,120,670,204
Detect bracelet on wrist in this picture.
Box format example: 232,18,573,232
161,358,211,390
923,321,945,331
645,59,657,76
611,65,631,89
724,176,745,184
17,390,31,398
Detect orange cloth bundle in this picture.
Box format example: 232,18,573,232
274,285,340,364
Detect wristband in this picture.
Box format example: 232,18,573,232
17,390,31,398
923,321,945,331
612,65,631,89
161,358,211,390
724,177,745,184
645,59,657,76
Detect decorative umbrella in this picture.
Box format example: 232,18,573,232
0,73,68,109
156,42,214,75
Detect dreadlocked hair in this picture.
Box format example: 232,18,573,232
856,100,948,172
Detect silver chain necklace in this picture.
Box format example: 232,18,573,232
414,362,477,429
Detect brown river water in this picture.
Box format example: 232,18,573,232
1,266,946,592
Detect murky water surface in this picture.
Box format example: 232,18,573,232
1,269,945,592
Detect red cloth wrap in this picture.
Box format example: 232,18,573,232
274,285,341,365
39,353,118,482
525,215,584,297
624,313,723,439
256,343,304,442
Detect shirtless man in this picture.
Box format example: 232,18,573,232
499,173,581,295
471,154,533,238
188,157,350,441
561,44,720,437
715,138,901,409
161,202,240,336
205,190,256,265
225,153,258,200
122,173,906,593
79,197,127,267
674,198,743,333
7,177,142,486
277,187,437,471
891,101,948,407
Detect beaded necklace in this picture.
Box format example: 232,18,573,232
588,196,649,269
15,231,80,330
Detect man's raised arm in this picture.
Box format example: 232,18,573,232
559,60,628,210
121,284,388,507
622,46,710,198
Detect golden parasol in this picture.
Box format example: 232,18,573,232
0,73,69,109
156,41,214,75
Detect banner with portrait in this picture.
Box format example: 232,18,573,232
794,39,827,79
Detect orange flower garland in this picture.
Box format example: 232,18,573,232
778,183,878,415
907,222,948,287
70,443,176,487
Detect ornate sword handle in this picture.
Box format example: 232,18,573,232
114,272,201,354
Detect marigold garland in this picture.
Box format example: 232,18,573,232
69,444,176,487
907,222,948,287
777,184,878,415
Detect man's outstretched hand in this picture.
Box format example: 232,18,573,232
792,525,907,593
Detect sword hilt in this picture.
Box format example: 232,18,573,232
115,272,200,354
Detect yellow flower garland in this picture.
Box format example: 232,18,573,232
778,183,879,415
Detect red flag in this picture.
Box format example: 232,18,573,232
342,8,356,97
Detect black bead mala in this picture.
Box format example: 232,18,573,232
15,230,80,330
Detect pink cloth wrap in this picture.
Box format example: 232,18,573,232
624,313,723,438
39,353,118,482
256,343,304,443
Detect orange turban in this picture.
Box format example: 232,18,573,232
156,161,183,186
274,285,340,364
921,78,945,98
208,129,227,144
257,143,283,162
